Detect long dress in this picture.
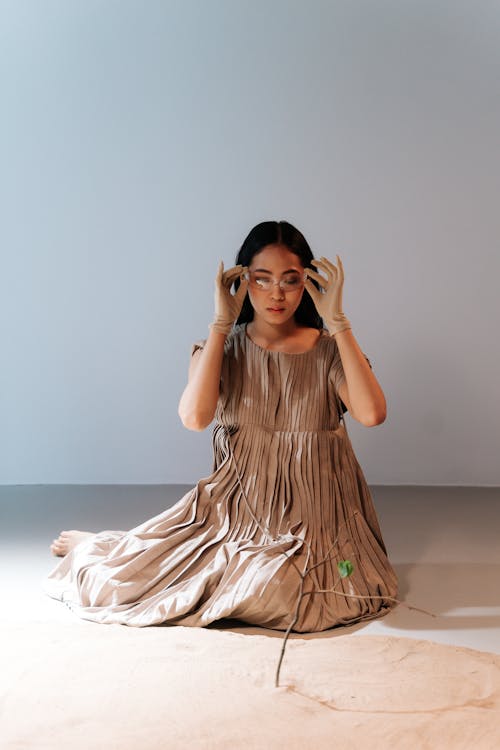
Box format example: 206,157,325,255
43,323,399,632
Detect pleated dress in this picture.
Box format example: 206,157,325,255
43,323,399,632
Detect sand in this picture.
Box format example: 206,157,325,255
1,618,499,749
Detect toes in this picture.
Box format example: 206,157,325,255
50,543,66,557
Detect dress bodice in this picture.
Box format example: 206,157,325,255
214,324,346,433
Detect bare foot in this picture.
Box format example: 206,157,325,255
50,530,96,557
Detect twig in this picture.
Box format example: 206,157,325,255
225,427,436,689
275,585,438,686
274,569,307,688
301,588,438,619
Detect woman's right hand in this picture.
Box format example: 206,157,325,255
210,261,249,335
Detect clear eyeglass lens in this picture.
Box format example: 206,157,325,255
246,272,305,291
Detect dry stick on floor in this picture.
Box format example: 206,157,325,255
274,556,438,688
226,430,437,688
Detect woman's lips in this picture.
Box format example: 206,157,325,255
267,307,285,313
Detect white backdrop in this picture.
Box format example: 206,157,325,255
1,0,499,485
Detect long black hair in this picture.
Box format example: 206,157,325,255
234,220,322,328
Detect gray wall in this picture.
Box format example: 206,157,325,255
1,0,499,486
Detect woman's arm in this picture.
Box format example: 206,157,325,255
304,255,386,428
335,328,387,427
178,261,249,431
178,328,227,431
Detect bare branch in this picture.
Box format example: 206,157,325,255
225,429,435,689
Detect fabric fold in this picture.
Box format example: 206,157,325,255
43,323,398,632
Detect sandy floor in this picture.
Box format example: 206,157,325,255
1,618,499,749
1,485,499,748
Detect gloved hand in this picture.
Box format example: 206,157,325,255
210,261,249,335
304,255,352,336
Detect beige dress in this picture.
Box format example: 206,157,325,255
43,323,399,632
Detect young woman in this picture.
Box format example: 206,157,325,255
45,220,398,632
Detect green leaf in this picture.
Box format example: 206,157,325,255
337,560,354,578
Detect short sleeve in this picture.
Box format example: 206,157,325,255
329,340,373,394
191,339,206,357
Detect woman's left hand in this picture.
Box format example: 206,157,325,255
304,255,352,336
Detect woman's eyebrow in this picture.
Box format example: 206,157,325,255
252,267,300,274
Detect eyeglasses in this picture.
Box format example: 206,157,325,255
243,270,307,292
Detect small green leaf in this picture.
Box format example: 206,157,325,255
337,560,354,578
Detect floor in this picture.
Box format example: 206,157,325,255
1,484,499,654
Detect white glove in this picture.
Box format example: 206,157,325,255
210,261,249,335
304,255,352,336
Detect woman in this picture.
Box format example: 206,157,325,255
45,220,398,632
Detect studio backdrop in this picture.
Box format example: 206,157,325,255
1,0,499,486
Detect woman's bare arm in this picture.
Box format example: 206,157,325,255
177,328,227,431
178,261,248,431
335,328,387,427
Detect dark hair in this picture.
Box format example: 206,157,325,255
234,220,323,328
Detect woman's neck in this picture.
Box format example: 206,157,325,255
245,319,321,353
246,317,299,346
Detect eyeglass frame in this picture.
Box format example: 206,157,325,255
242,270,308,293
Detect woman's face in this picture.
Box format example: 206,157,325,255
246,244,306,325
